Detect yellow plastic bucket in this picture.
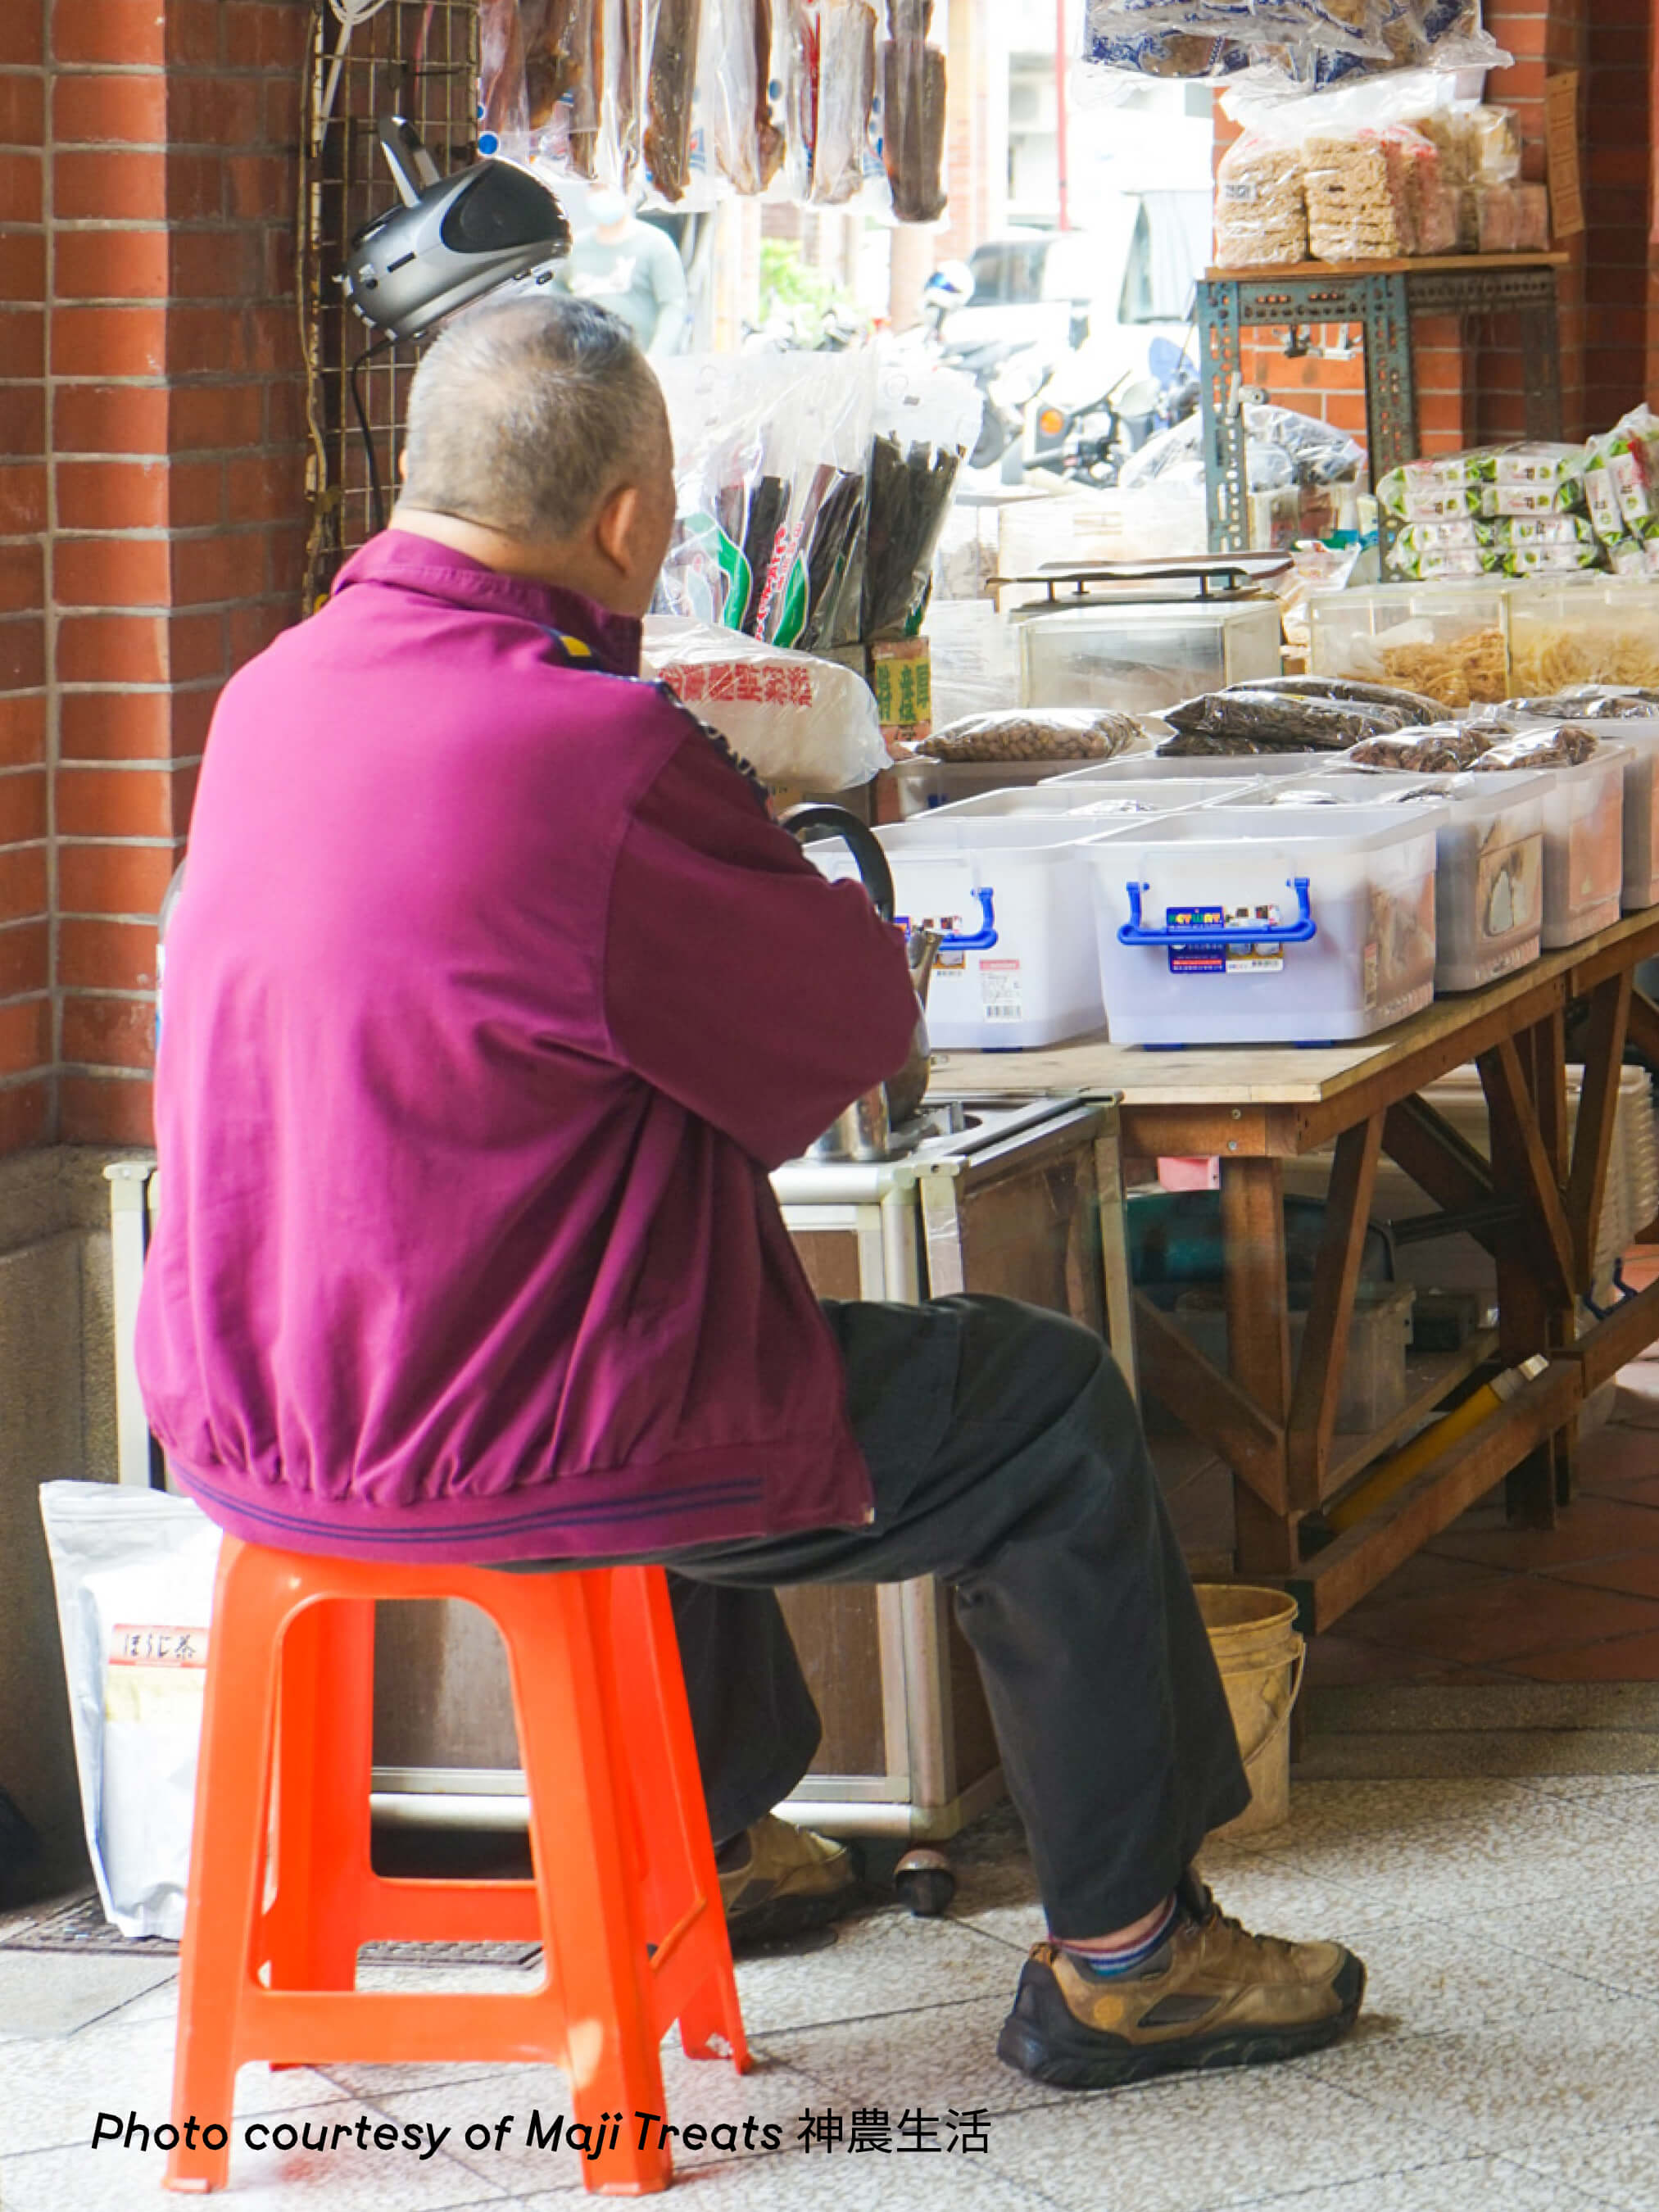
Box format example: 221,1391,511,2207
1194,1584,1305,1841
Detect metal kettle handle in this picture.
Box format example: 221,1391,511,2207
777,803,895,926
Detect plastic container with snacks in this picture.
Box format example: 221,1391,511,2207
886,755,1134,818
1217,768,1547,994
1051,751,1356,785
924,776,1259,820
1507,578,1659,696
1083,805,1442,1046
1471,744,1626,948
1308,582,1511,709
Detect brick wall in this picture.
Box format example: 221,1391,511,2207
0,0,309,1154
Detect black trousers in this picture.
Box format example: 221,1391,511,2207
516,1297,1249,1939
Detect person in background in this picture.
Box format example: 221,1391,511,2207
556,187,688,357
138,293,1366,2092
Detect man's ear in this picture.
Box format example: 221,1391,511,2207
593,482,643,579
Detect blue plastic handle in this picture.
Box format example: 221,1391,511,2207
1117,877,1316,948
938,887,998,952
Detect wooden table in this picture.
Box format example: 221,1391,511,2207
935,909,1659,1632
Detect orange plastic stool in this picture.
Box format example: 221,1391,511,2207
165,1538,749,2196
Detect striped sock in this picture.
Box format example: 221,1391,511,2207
1058,1893,1181,1979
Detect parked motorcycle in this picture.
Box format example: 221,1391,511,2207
918,263,1054,474
1027,335,1199,487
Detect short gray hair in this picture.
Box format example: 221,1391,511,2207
400,293,665,542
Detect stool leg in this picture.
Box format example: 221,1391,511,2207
505,1575,673,2196
262,1596,375,2001
167,1543,290,2193
614,1570,750,2070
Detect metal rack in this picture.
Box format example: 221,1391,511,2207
1196,254,1569,555
301,0,481,599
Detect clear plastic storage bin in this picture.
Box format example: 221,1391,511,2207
1174,1282,1416,1433
1507,579,1659,696
1085,805,1442,1045
886,755,1151,817
1050,751,1340,784
1607,722,1659,909
929,777,1262,820
1523,746,1629,947
1308,582,1511,709
1016,597,1284,719
1230,769,1548,993
811,816,1104,1050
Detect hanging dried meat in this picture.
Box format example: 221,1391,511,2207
879,0,946,223
521,0,603,175
644,0,705,201
805,0,878,205
705,0,786,193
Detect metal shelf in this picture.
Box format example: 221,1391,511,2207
1196,255,1567,555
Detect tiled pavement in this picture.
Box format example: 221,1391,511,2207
5,1770,1659,2211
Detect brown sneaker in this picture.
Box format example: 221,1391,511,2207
996,1871,1365,2089
718,1815,855,1947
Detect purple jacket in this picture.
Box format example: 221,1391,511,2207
134,532,919,1563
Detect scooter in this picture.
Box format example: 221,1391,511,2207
1027,336,1199,487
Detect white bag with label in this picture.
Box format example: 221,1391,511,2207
39,1481,222,1938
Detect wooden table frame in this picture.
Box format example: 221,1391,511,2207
936,909,1659,1634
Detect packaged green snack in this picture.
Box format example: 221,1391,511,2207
1582,450,1624,542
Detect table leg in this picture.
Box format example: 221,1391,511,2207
1478,1037,1573,1528
1222,1157,1296,1574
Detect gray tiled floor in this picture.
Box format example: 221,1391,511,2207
4,1764,1658,2210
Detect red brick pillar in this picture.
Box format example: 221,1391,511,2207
0,0,309,1154
0,2,51,1153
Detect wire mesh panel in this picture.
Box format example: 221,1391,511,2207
304,0,480,591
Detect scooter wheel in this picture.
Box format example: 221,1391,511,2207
894,1847,955,1917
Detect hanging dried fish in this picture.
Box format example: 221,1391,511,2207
807,0,877,204
879,0,946,223
644,0,705,202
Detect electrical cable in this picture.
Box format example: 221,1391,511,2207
349,333,397,537
316,0,396,152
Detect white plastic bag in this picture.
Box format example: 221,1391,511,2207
644,617,887,787
39,1481,222,1938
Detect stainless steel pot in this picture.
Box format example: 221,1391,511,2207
778,804,934,1161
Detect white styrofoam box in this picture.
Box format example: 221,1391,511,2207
810,816,1104,1050
1218,768,1548,995
1084,805,1442,1045
928,776,1264,820
1049,750,1335,784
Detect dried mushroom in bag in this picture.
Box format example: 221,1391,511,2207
1345,724,1494,772
1471,726,1601,771
912,709,1142,763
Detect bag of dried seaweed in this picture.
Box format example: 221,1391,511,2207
1165,689,1419,749
1235,674,1442,719
861,354,982,640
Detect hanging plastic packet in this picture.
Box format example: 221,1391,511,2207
700,0,786,192
1086,0,1389,61
478,0,530,157
655,351,877,648
861,352,981,639
782,0,879,205
642,0,705,201
879,0,947,222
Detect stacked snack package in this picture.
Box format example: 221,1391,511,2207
1214,133,1309,265
1381,445,1613,579
1303,125,1417,259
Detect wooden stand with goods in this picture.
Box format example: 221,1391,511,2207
936,909,1659,1634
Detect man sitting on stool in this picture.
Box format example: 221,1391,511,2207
137,294,1364,2090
